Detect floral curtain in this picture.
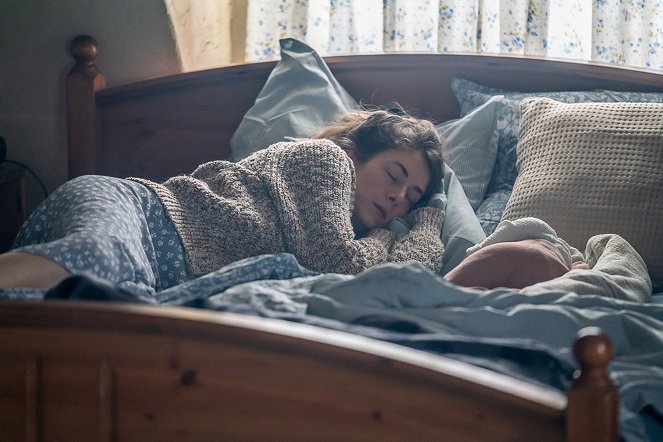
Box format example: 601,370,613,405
164,0,247,71
244,0,663,71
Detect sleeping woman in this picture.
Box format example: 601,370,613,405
0,108,446,296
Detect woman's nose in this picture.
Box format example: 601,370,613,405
388,187,407,205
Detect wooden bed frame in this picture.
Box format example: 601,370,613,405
1,300,615,441
3,33,662,441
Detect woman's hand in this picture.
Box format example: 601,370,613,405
404,206,445,231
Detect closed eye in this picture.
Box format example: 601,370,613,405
389,161,425,207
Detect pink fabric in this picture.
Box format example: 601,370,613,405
444,239,587,290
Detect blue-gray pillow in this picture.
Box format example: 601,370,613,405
438,164,487,275
230,38,357,161
437,95,504,211
451,78,617,193
474,189,512,237
452,77,614,117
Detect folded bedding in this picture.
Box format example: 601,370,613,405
448,217,652,302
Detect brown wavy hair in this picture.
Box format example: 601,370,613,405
313,106,445,205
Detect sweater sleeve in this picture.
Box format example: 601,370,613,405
259,140,445,274
390,206,446,273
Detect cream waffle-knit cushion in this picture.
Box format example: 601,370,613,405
502,97,663,286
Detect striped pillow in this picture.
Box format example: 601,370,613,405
437,96,503,211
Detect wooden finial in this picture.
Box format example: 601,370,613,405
68,35,101,79
70,35,99,65
566,327,618,442
573,326,613,373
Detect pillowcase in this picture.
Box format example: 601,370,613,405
437,164,487,275
452,77,614,117
451,78,617,194
230,38,358,161
502,97,663,287
474,189,512,236
600,90,663,103
436,96,503,211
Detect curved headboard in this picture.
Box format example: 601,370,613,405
66,35,663,182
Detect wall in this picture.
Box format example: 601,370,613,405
0,0,181,214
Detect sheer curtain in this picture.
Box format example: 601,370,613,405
164,1,663,71
243,0,663,71
164,0,247,71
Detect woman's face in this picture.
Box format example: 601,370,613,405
347,148,431,232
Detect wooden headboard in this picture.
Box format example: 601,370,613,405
66,35,663,182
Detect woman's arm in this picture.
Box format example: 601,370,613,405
390,206,445,273
258,140,445,274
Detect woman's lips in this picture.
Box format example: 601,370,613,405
373,202,386,220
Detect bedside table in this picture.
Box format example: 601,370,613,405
0,163,27,252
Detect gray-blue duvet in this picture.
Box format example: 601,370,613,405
182,254,663,441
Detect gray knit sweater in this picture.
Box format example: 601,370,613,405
131,140,445,276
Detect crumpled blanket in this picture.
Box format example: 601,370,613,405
454,218,652,303
466,217,585,266
522,233,652,302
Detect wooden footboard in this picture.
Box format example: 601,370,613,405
1,300,615,441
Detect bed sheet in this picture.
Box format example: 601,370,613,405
7,252,657,442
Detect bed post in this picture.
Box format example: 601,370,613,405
566,327,618,442
66,35,106,179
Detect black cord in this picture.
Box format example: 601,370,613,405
4,159,49,199
0,136,49,200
